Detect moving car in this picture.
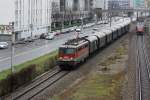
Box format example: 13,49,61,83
0,42,9,49
92,28,99,32
45,33,55,40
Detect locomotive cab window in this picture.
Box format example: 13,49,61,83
59,48,76,54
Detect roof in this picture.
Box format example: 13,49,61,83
101,29,112,35
86,36,98,42
105,27,117,32
92,32,106,38
60,37,88,48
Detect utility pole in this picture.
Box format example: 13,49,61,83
62,5,65,30
48,0,52,33
104,0,106,22
31,0,33,39
80,8,83,32
22,0,25,36
34,0,37,33
10,22,15,73
81,16,83,32
15,0,18,31
28,0,30,34
19,0,22,30
40,0,42,26
110,12,112,27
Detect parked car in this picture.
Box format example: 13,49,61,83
45,34,55,40
69,27,75,32
25,37,34,42
40,33,47,39
52,31,61,36
15,38,26,44
75,28,81,32
93,28,99,31
0,42,9,49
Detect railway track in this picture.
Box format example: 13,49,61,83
136,35,150,100
142,38,150,80
8,68,69,100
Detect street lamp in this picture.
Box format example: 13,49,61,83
9,22,15,73
109,12,112,27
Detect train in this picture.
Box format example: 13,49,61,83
136,22,144,35
57,19,131,70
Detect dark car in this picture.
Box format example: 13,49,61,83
25,37,34,42
40,33,47,39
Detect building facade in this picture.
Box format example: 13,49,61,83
134,0,145,8
15,0,52,40
51,0,92,28
14,0,95,40
108,0,130,9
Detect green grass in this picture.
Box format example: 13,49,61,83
53,72,124,100
0,70,11,81
0,50,58,81
99,43,128,67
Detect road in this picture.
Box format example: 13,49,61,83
0,18,129,72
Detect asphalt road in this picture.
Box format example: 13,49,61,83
0,18,128,72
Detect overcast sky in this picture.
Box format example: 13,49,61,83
0,0,15,25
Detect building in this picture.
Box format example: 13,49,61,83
0,25,12,34
134,0,145,8
15,0,93,40
108,0,130,9
129,0,147,8
15,0,52,40
91,0,104,9
58,0,90,11
51,0,92,29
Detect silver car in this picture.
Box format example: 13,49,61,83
0,42,9,49
45,34,55,40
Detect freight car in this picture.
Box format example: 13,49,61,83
58,20,131,70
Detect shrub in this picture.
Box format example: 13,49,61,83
44,56,57,72
0,64,36,96
0,51,58,97
0,77,11,96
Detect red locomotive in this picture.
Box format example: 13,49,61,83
58,37,90,70
136,23,144,35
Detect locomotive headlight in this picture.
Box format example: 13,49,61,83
70,57,73,60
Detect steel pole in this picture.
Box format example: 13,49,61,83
110,13,112,27
10,22,15,73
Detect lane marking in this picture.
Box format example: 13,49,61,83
0,44,56,62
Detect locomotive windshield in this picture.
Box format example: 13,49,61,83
59,48,75,54
137,22,144,28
